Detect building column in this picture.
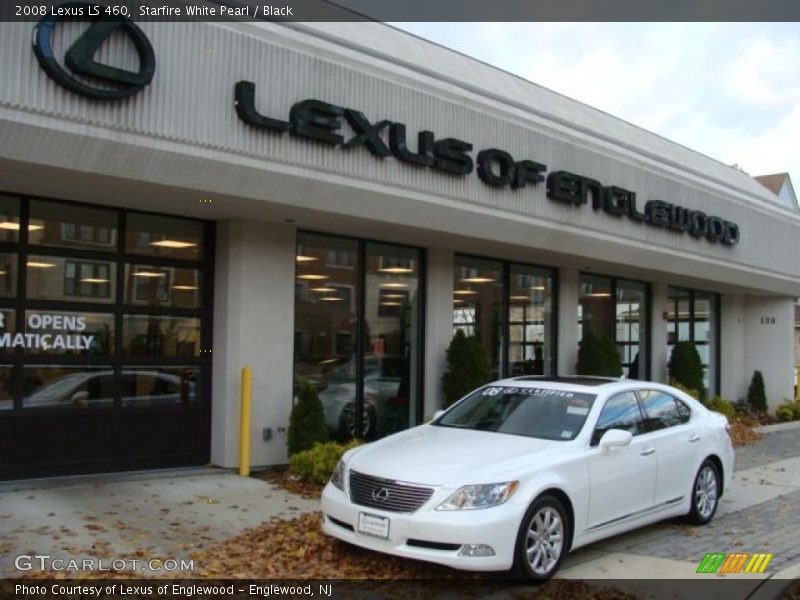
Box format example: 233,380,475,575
211,219,297,468
720,294,746,401
424,247,454,418
557,268,579,375
650,282,669,384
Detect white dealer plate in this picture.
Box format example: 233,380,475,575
358,512,390,539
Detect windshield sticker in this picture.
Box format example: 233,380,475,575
561,430,573,439
566,405,589,416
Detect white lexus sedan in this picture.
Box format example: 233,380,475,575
320,377,734,580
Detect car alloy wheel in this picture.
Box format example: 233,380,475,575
512,494,569,580
687,459,720,525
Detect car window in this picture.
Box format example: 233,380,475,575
675,398,692,424
591,391,643,446
435,386,597,441
639,390,686,432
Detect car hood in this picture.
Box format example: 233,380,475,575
347,424,563,486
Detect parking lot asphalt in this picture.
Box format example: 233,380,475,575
0,424,798,589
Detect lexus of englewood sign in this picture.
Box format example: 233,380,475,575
234,82,740,246
30,5,740,246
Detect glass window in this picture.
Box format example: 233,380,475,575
0,308,17,355
125,264,202,308
617,280,647,379
123,315,201,357
639,390,684,432
120,367,199,407
29,200,117,251
26,255,116,303
509,264,554,376
126,213,203,260
364,242,421,439
592,391,643,445
578,274,613,340
0,365,12,410
294,233,359,440
0,194,21,243
0,253,17,298
23,310,114,355
21,366,114,409
667,287,718,395
453,256,504,378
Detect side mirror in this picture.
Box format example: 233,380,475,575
598,429,633,452
432,409,445,421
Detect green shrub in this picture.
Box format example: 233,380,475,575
289,439,362,486
746,370,768,413
442,330,492,407
576,332,622,377
669,381,701,401
707,396,735,419
775,398,800,422
668,342,705,397
287,380,329,457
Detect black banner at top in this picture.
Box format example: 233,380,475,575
2,0,800,22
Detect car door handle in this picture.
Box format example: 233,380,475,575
640,447,656,456
689,434,701,443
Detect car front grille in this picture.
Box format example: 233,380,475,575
349,470,434,513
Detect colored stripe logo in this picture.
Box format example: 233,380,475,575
697,552,773,574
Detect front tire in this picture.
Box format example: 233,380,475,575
686,459,720,525
511,495,569,580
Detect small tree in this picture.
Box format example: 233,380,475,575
746,370,768,413
576,332,622,377
287,380,329,457
668,341,704,396
442,330,491,407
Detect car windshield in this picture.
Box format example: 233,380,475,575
434,385,597,441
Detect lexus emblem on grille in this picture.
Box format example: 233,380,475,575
371,487,390,502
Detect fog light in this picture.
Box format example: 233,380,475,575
458,544,495,557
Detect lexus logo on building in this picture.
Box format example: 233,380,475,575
32,2,155,100
371,487,390,502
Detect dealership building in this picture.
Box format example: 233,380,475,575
0,17,799,479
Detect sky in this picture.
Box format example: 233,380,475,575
392,23,800,193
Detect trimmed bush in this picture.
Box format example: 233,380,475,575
287,380,329,457
576,332,622,377
442,330,492,407
707,396,735,419
289,439,363,486
668,342,705,396
775,399,800,422
746,370,768,413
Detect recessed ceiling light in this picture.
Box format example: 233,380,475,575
297,274,328,280
453,299,465,304
461,277,495,284
380,301,402,306
27,261,56,268
80,278,109,284
380,282,408,288
133,271,166,278
0,270,6,276
172,285,198,290
379,267,414,274
150,240,197,249
310,286,337,292
531,286,546,291
510,295,529,301
296,255,318,263
319,296,344,301
0,222,43,231
585,292,612,297
453,289,478,296
381,294,406,299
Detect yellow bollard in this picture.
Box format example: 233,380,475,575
239,366,252,476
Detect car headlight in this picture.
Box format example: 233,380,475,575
330,459,346,491
436,481,519,510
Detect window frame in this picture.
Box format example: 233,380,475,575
590,390,647,446
636,389,693,433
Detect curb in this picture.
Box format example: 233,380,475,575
753,421,800,434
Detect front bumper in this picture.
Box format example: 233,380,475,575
320,482,522,571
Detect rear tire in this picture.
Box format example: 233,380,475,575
686,459,720,525
510,494,569,580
